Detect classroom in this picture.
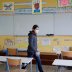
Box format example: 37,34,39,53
0,0,72,72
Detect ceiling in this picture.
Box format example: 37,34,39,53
0,0,58,10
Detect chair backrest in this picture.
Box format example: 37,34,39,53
7,58,21,66
7,48,17,56
7,58,21,72
61,51,72,59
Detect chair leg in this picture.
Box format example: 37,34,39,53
20,65,22,72
6,61,10,72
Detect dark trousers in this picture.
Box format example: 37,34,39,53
27,52,43,72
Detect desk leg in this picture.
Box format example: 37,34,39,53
56,66,59,72
57,66,62,72
57,54,60,59
30,61,32,72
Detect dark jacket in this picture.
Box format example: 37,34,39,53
27,31,37,53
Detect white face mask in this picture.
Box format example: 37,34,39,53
35,30,39,34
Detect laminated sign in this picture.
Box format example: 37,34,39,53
3,2,14,11
32,0,42,14
58,0,69,7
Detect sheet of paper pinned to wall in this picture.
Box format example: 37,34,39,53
42,38,51,46
15,38,22,43
53,47,61,54
24,38,28,43
62,46,69,51
53,46,69,54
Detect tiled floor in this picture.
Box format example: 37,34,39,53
27,64,72,72
0,63,72,72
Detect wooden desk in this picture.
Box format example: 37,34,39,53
0,56,33,72
53,59,72,66
52,59,72,72
0,49,58,65
40,52,58,65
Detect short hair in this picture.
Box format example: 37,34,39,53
32,25,39,30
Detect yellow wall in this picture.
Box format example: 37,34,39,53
0,35,72,52
0,2,2,9
0,36,14,50
0,0,58,10
43,0,58,7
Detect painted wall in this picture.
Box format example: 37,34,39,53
0,0,58,9
0,36,72,53
0,0,72,53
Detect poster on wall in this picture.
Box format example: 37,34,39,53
42,38,51,46
58,0,70,7
70,0,72,5
3,2,14,11
32,0,42,14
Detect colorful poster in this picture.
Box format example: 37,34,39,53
58,0,69,7
3,2,14,11
32,0,42,14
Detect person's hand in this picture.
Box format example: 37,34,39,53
36,51,40,56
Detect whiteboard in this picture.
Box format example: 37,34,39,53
1,13,72,35
14,14,54,35
54,13,72,35
0,16,14,35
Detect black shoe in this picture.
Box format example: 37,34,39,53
66,67,72,70
22,63,28,69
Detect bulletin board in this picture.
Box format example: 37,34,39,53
0,35,72,53
14,36,28,48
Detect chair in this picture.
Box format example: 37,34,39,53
7,58,26,72
69,47,72,51
61,51,72,59
61,51,72,70
7,48,18,56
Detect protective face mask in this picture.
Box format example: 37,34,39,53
35,30,39,34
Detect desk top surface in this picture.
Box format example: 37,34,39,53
0,56,33,63
52,59,72,67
